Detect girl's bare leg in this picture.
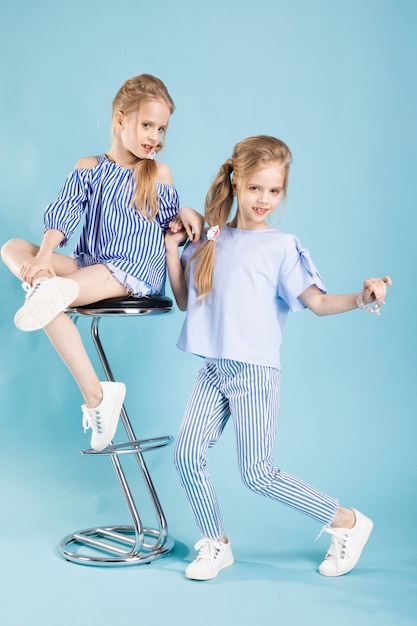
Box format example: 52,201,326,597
44,264,128,406
1,238,79,280
2,239,128,406
331,507,356,528
45,313,104,407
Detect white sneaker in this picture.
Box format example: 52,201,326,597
318,509,373,576
14,277,80,331
81,382,126,452
185,537,234,580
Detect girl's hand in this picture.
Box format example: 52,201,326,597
177,206,204,242
169,216,187,234
362,276,392,303
165,228,189,250
20,253,55,285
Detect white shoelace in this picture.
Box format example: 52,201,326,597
316,526,348,568
22,281,39,301
194,538,221,563
22,278,51,301
82,405,103,434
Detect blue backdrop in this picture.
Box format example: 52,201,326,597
0,1,416,625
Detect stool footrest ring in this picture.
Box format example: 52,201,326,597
81,435,174,456
60,525,175,566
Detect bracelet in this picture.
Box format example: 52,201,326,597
356,291,385,316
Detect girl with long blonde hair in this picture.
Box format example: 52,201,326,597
2,73,202,452
165,134,391,581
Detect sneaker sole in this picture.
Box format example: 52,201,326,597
91,383,126,452
319,517,374,577
14,280,80,331
185,557,234,581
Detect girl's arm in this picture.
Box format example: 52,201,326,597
155,162,203,240
175,206,205,242
20,229,66,284
300,276,392,316
165,230,188,311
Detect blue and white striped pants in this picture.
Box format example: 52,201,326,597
174,358,339,540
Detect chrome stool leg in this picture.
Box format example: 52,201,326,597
59,302,175,566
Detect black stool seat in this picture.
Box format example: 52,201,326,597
68,294,172,316
59,294,175,566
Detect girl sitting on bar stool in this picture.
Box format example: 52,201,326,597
1,73,202,452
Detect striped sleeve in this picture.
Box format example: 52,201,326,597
156,183,180,232
43,168,91,246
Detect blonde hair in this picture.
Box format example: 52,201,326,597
193,135,292,299
112,74,175,219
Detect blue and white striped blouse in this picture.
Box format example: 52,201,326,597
43,154,180,295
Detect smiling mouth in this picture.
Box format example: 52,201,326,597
253,207,269,214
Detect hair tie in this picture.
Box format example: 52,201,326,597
206,225,220,241
146,149,156,160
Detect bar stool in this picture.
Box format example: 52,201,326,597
59,295,175,566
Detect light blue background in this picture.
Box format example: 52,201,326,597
0,1,416,625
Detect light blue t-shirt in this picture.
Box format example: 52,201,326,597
177,225,326,370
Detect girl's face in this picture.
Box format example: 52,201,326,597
233,163,286,230
117,99,171,162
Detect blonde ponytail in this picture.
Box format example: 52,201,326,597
192,136,292,301
111,73,175,220
133,159,159,219
193,159,234,299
